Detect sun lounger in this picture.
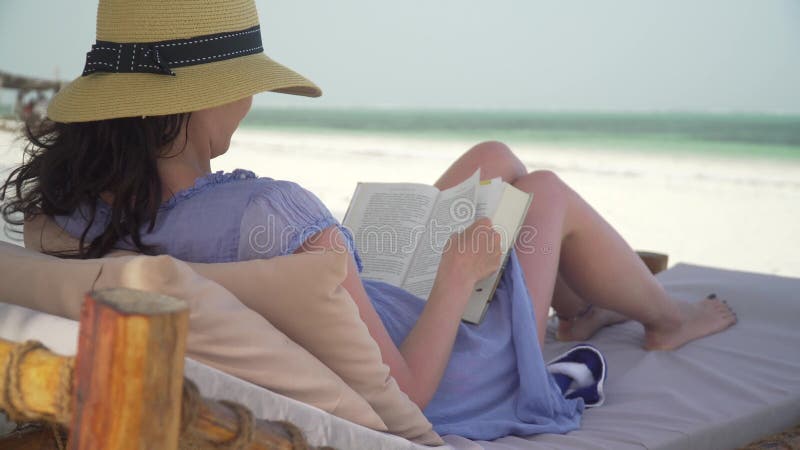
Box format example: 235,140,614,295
1,262,799,449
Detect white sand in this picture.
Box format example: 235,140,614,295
2,126,799,277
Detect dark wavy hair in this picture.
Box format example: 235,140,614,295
1,113,191,258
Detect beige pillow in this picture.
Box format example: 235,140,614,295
23,215,443,444
0,242,387,431
191,250,445,446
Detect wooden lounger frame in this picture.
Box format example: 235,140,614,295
0,288,328,449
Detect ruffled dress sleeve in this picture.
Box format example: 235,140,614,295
237,179,363,272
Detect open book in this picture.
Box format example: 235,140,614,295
343,170,532,324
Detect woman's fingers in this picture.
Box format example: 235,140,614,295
443,217,503,283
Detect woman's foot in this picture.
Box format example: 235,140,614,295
556,306,629,342
644,294,737,351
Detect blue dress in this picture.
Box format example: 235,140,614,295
55,169,583,440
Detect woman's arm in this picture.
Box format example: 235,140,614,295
297,218,501,409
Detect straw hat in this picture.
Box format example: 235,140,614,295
47,0,321,123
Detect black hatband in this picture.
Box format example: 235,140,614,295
82,25,263,77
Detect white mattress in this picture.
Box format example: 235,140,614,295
2,263,799,449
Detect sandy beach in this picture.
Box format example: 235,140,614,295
2,126,799,277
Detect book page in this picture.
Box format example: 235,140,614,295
490,184,532,254
343,182,439,286
476,177,504,219
462,184,533,324
401,170,481,299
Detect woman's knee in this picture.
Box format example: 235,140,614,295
513,169,568,199
466,141,527,182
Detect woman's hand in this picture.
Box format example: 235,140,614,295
440,217,503,287
301,221,503,409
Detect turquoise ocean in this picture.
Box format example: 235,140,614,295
3,100,799,160
241,108,800,161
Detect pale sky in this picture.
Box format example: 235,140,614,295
1,0,799,112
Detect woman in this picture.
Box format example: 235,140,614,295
0,0,735,440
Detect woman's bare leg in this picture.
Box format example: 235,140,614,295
436,141,736,349
512,169,736,348
434,140,527,189
436,141,632,340
553,273,627,341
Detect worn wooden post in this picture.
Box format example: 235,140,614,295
637,251,669,275
0,339,317,449
0,340,73,425
68,288,188,450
